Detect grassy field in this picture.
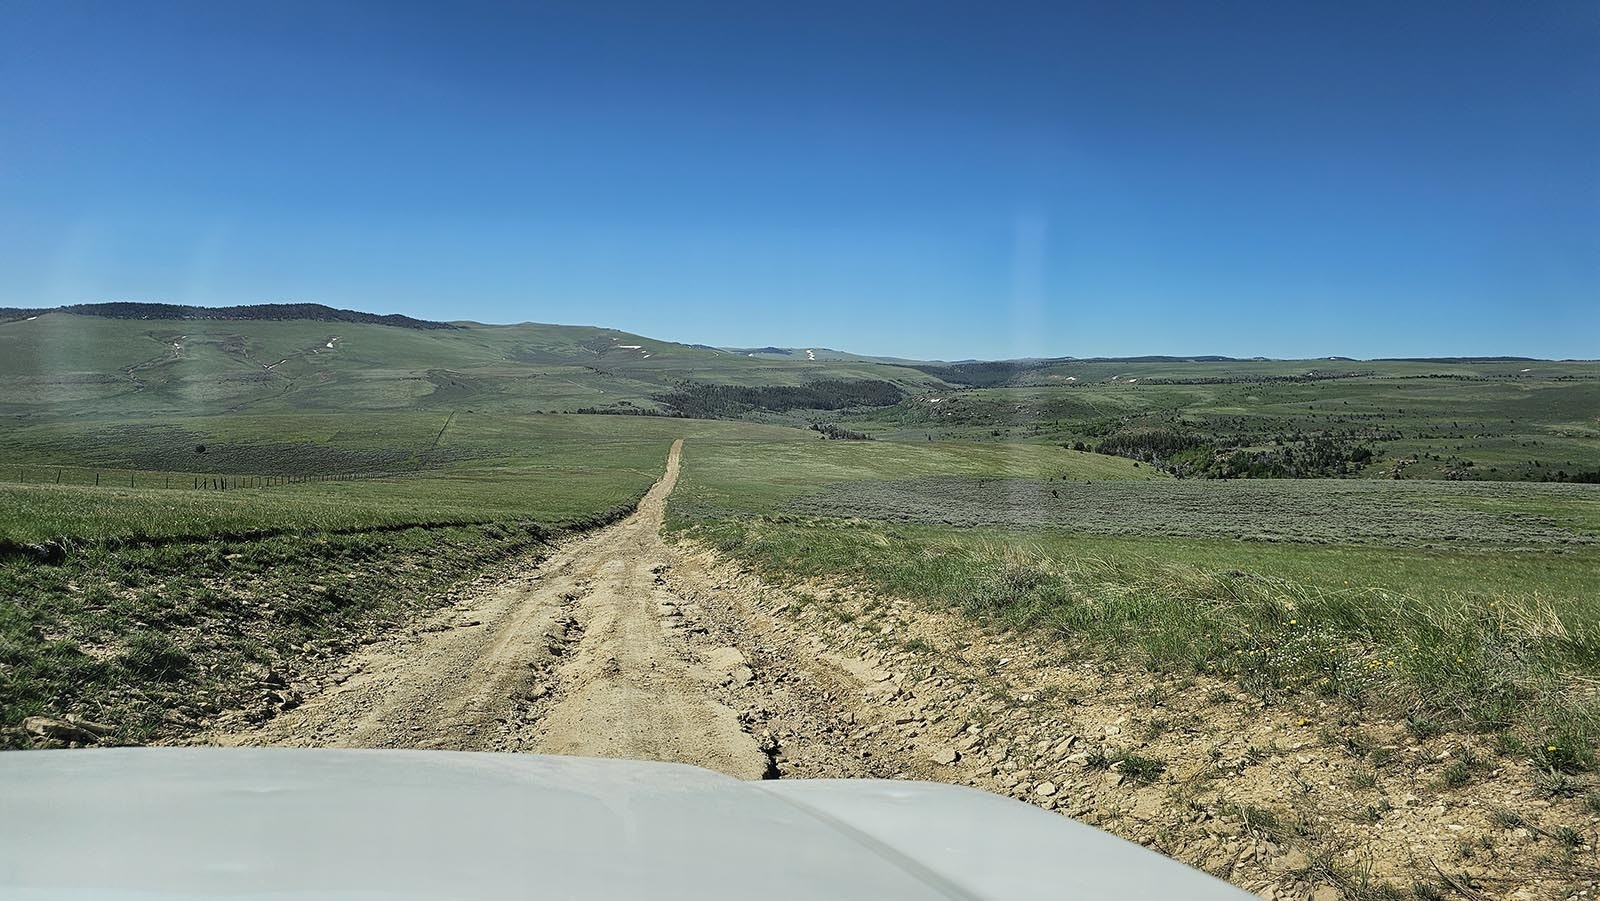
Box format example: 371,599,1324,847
0,412,786,746
6,308,1599,771
5,310,1595,483
786,476,1600,547
669,436,1600,767
0,414,777,544
834,372,1600,481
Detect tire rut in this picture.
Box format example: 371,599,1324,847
207,439,778,779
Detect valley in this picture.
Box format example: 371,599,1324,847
2,304,1597,900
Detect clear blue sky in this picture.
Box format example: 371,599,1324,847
2,1,1596,360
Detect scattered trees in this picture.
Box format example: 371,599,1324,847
657,379,904,418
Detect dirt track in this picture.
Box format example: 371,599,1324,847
220,440,783,777
213,440,1597,900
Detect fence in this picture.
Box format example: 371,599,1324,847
3,464,373,492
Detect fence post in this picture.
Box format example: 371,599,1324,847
95,472,99,486
55,469,61,484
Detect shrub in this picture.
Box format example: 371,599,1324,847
118,631,192,681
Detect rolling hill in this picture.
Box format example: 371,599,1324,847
0,305,944,421
2,303,1596,481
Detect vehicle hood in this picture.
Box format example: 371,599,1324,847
0,748,1248,899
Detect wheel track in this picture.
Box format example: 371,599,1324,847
211,439,773,777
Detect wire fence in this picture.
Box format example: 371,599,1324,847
2,463,373,491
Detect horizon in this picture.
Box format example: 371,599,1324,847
9,300,1598,363
3,1,1597,360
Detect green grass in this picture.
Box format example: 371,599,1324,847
6,309,1599,770
0,414,800,544
836,371,1600,481
7,311,1593,483
0,412,794,746
784,476,1600,548
669,435,1600,765
0,312,944,420
0,518,587,746
682,515,1600,763
665,433,1157,525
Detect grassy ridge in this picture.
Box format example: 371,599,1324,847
0,312,943,420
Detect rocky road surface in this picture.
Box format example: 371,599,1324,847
220,440,797,778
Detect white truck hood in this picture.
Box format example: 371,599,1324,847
0,748,1248,899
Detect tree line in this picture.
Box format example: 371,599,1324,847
656,379,904,418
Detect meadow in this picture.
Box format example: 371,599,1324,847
0,411,771,746
669,437,1600,767
6,310,1594,484
833,371,1600,482
786,476,1600,548
0,414,749,544
5,307,1599,769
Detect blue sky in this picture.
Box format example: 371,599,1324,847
2,1,1595,360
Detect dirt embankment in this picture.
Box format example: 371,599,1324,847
206,440,1596,901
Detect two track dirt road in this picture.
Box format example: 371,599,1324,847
221,439,783,777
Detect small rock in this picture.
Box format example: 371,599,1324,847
64,715,115,736
1310,886,1342,901
1131,793,1164,821
1035,781,1058,798
1271,849,1311,874
930,747,960,766
24,716,97,744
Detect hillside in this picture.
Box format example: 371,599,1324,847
0,302,456,330
0,306,944,422
2,303,1596,481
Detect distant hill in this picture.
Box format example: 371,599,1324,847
0,302,456,330
723,346,928,364
0,307,945,422
1374,356,1542,363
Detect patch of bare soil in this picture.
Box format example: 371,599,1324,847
664,547,1600,901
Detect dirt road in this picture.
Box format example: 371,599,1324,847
212,440,1593,899
221,439,774,777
